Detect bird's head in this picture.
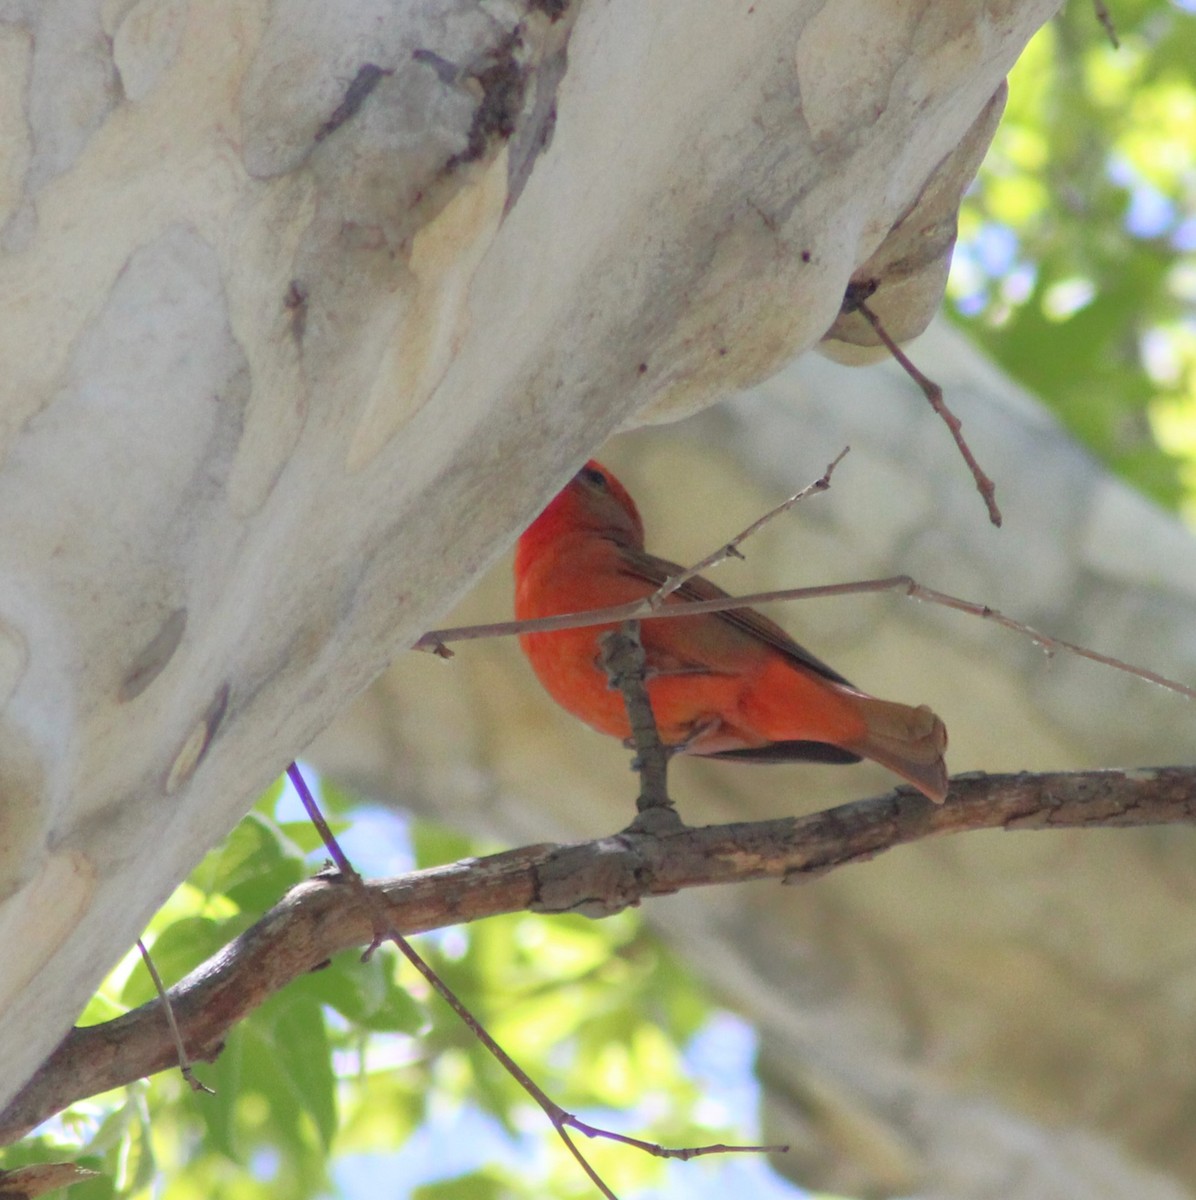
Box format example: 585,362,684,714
518,460,645,557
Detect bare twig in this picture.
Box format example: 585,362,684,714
842,284,1002,527
1093,0,1120,48
285,766,617,1197
598,623,679,830
286,762,387,960
383,909,622,1199
135,939,213,1096
6,765,1196,1147
650,447,850,604
417,575,1196,702
285,763,772,1200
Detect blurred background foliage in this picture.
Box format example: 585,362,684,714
949,0,1196,520
8,2,1194,1198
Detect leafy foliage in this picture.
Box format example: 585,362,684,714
950,0,1196,518
13,778,800,1200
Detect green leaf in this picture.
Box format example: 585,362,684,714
413,1170,507,1200
289,951,426,1033
271,996,338,1151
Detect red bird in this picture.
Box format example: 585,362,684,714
514,460,949,802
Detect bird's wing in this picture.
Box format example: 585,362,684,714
613,543,856,688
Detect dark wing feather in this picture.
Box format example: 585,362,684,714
614,544,856,688
709,742,863,764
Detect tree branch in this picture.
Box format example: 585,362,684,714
416,574,1196,702
4,765,1193,1145
598,623,678,829
648,447,850,603
841,282,1002,526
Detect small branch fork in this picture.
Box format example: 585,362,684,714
135,939,213,1096
598,622,679,831
649,447,850,604
841,281,1003,528
282,765,781,1200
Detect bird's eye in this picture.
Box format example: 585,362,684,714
579,465,607,488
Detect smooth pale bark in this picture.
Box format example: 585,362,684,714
0,0,1059,1171
312,321,1196,1199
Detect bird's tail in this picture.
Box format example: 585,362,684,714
846,697,950,803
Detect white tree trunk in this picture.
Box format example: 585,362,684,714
0,0,1057,1158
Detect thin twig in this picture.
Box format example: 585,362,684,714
1093,0,1120,48
383,917,622,1200
286,765,356,879
598,623,680,831
904,577,1196,700
842,285,1002,527
135,938,213,1095
286,762,386,960
417,575,1196,702
650,448,850,604
286,762,777,1200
